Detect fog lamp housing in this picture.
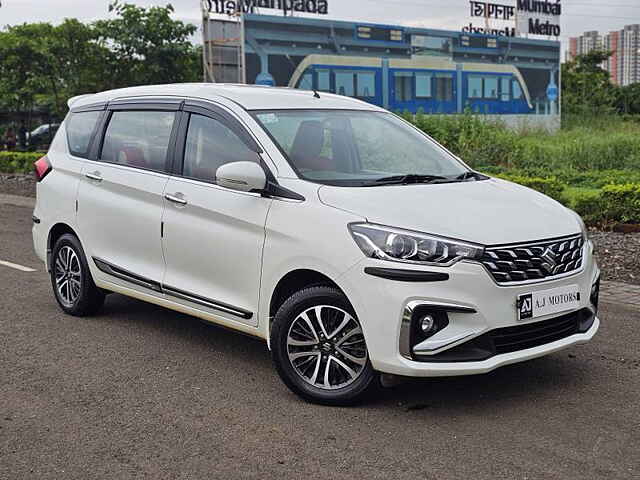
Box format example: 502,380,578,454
412,308,449,346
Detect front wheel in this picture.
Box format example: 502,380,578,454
271,286,377,405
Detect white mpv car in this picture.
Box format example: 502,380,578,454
32,84,600,405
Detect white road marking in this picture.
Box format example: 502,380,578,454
0,260,36,272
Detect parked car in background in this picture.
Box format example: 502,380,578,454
28,123,60,149
32,84,600,405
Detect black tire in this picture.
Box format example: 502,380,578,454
50,233,105,316
271,285,378,405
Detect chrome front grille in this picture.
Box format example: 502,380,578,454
481,234,585,284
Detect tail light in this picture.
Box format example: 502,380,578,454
34,156,52,182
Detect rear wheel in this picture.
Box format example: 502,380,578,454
50,234,105,316
271,285,377,405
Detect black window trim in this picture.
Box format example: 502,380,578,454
81,96,302,200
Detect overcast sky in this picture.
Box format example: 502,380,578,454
1,0,639,52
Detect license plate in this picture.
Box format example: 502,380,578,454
517,285,581,321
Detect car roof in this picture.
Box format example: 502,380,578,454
69,83,386,112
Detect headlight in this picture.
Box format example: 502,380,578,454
348,223,484,266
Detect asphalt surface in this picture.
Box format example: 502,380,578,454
1,202,638,480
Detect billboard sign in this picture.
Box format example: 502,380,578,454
204,0,329,16
240,14,560,116
464,0,561,38
516,0,562,37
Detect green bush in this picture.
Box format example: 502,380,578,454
0,151,43,174
600,184,640,224
492,173,567,203
478,167,640,189
567,190,605,226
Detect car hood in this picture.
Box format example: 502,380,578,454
318,178,581,246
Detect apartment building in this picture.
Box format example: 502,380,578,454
620,24,640,86
568,25,640,86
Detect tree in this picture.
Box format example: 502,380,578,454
615,83,640,115
561,51,618,117
0,26,46,116
0,2,202,120
93,1,201,89
0,20,110,117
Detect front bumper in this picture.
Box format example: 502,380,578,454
339,242,600,378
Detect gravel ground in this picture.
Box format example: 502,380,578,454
1,173,638,285
0,173,36,198
590,232,640,285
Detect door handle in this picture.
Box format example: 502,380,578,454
165,193,188,206
85,171,102,182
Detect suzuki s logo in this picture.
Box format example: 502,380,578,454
540,247,558,274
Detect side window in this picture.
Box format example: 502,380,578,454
298,72,313,90
468,75,483,99
101,111,175,172
317,70,331,92
415,72,432,98
512,79,523,100
435,73,453,101
356,72,376,98
335,71,355,96
394,72,413,101
66,111,101,158
183,113,257,183
500,77,511,101
483,76,498,99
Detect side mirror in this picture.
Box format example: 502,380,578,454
216,161,267,193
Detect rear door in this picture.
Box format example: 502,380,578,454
77,100,180,292
161,102,272,326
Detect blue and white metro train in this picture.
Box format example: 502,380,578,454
288,54,534,114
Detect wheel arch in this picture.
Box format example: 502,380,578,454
268,268,357,341
47,223,80,271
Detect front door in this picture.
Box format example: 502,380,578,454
161,109,272,326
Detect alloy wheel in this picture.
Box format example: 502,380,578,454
54,246,82,307
287,305,368,390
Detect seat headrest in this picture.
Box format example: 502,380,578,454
290,120,325,161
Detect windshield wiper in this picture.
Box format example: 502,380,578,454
450,171,489,182
369,174,449,186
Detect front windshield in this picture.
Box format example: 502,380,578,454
253,110,469,186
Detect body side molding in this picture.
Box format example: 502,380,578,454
92,257,253,320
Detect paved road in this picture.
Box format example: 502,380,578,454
1,202,638,479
